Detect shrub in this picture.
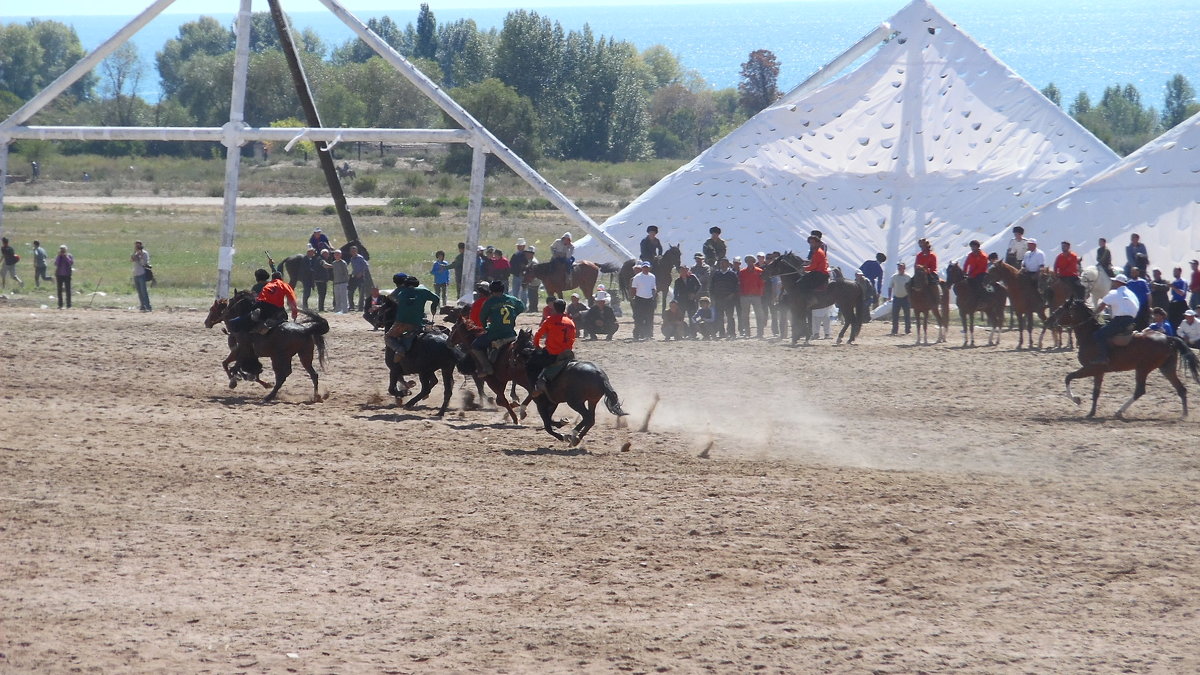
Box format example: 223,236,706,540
354,206,386,216
352,176,378,195
381,156,398,168
206,184,224,198
413,203,441,217
404,171,423,188
321,205,337,215
2,203,38,212
274,205,309,215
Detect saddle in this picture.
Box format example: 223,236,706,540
487,335,516,362
1108,327,1135,348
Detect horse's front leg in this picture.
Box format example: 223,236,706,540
536,398,566,441
490,380,520,424
436,366,454,417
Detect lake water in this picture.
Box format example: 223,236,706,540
12,0,1200,108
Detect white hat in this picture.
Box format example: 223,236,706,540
562,232,572,239
1185,310,1195,317
477,245,485,251
1026,238,1037,245
1113,274,1129,283
516,238,526,246
595,291,610,302
570,293,580,298
640,260,652,267
733,256,742,262
596,284,606,291
314,227,322,232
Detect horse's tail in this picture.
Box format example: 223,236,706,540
598,262,621,274
1170,337,1200,385
298,310,329,369
598,368,627,417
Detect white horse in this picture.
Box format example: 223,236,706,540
1080,265,1110,307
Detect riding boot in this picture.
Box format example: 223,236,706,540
471,348,494,376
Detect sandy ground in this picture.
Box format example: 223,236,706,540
2,303,1200,673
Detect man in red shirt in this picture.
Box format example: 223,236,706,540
796,235,829,291
1053,241,1084,300
915,238,939,282
251,272,298,333
468,281,491,326
738,254,766,338
961,240,990,295
531,298,577,397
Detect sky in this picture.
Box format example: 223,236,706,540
7,0,793,16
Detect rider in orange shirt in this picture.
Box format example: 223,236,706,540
531,298,577,396
252,272,298,332
1053,241,1084,300
796,235,830,291
962,240,990,294
915,238,939,282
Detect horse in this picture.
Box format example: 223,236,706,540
1050,299,1199,418
908,265,946,345
1081,265,1111,308
204,295,272,390
760,252,862,345
446,314,534,424
213,290,329,402
514,330,628,446
279,240,371,288
374,295,465,416
524,259,620,304
986,261,1049,350
945,262,1006,347
618,244,683,310
1037,269,1082,349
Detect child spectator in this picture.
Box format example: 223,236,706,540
430,250,451,305
691,296,717,340
661,299,690,340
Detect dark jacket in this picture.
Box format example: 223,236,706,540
709,268,739,298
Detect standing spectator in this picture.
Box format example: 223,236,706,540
490,247,510,283
690,252,712,293
640,225,663,262
32,240,52,287
1168,266,1189,327
509,238,533,300
130,240,151,311
308,227,331,252
298,247,317,309
1053,241,1084,300
810,305,832,340
524,246,541,312
888,262,912,335
691,296,718,340
54,245,73,309
1096,237,1115,277
1005,226,1026,268
330,249,350,313
1124,233,1149,277
430,250,451,305
673,264,702,320
449,241,466,299
709,257,739,339
738,254,766,338
1149,268,1170,312
1,236,22,289
1177,310,1200,348
859,252,886,306
479,246,495,282
629,261,658,341
1189,259,1200,312
660,300,690,340
310,248,333,312
30,160,40,180
347,245,370,311
702,226,726,266
768,262,788,339
583,290,618,340
1125,266,1151,329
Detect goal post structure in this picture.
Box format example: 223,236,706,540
0,0,634,298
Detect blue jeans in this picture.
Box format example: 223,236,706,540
891,296,911,333
133,274,151,310
1094,315,1135,361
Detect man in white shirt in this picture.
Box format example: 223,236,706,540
629,261,658,341
1021,238,1045,275
1092,274,1140,364
1177,309,1200,348
1005,226,1027,267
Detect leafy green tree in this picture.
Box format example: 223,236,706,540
1069,91,1091,117
336,57,442,129
437,19,494,88
1074,83,1159,156
494,11,564,110
442,78,540,174
1162,74,1197,130
331,15,407,65
414,3,437,60
247,12,324,56
738,49,780,115
99,43,145,126
29,20,94,102
0,23,44,100
156,16,234,98
1041,82,1061,107
265,117,316,158
641,45,683,89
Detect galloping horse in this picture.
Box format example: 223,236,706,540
908,265,946,345
761,252,863,345
209,290,329,402
446,316,533,424
524,259,620,304
515,330,628,446
618,244,683,310
1051,299,1199,418
374,295,465,416
945,262,1006,347
204,294,271,390
986,261,1048,350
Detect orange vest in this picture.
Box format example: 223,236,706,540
534,314,576,354
804,247,828,274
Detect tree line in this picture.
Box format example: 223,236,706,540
2,5,1197,170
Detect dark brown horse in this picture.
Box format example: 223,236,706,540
373,295,465,416
945,262,1007,347
1051,299,1199,418
279,240,370,287
1037,269,1081,349
986,261,1048,350
618,244,683,310
446,315,533,424
908,265,946,345
761,252,862,345
525,259,620,304
204,294,272,390
211,290,329,402
514,330,628,446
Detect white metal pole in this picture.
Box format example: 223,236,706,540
216,0,254,299
315,0,634,262
0,142,9,237
780,23,893,106
461,142,487,302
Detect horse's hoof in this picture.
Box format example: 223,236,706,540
228,379,237,389
1071,396,1082,405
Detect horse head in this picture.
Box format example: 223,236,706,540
203,298,229,328
514,328,535,358
1051,299,1094,329
945,261,963,285
662,244,682,268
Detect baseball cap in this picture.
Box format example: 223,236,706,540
1113,274,1129,283
1185,310,1196,317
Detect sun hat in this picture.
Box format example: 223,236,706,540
516,238,526,245
1113,274,1129,283
1026,238,1037,245
595,291,610,302
1185,309,1196,317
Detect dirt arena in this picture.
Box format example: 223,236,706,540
3,303,1199,673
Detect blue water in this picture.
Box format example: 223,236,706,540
10,0,1200,108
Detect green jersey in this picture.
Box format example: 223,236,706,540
391,286,440,325
480,293,526,340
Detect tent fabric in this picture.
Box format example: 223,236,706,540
574,0,1117,276
982,107,1200,270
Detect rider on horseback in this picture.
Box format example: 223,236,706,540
1092,274,1140,365
551,232,575,282
640,225,663,263
962,240,990,296
795,235,830,291
472,280,526,376
1054,241,1085,301
250,272,298,333
385,275,440,365
531,298,576,398
915,238,940,284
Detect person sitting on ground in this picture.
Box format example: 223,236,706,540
250,272,299,333
583,290,618,341
691,296,717,340
1092,274,1140,365
1177,309,1200,348
385,275,440,365
1146,307,1175,337
565,293,588,329
660,299,690,340
531,298,576,398
471,280,525,376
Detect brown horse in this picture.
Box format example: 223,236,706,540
524,259,620,304
514,330,628,446
1038,269,1083,349
446,315,533,424
945,262,1006,347
1051,299,1199,418
618,244,683,310
986,261,1048,350
204,295,272,390
908,265,946,345
207,290,329,402
760,252,862,345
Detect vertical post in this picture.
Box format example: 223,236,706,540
216,0,254,300
461,141,487,301
0,142,9,237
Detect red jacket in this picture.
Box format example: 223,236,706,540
805,247,828,274
1054,251,1081,278
257,278,296,309
738,265,765,296
534,314,576,354
963,250,989,278
470,296,486,326
915,251,938,275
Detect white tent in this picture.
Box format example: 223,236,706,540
983,108,1200,271
575,0,1117,276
